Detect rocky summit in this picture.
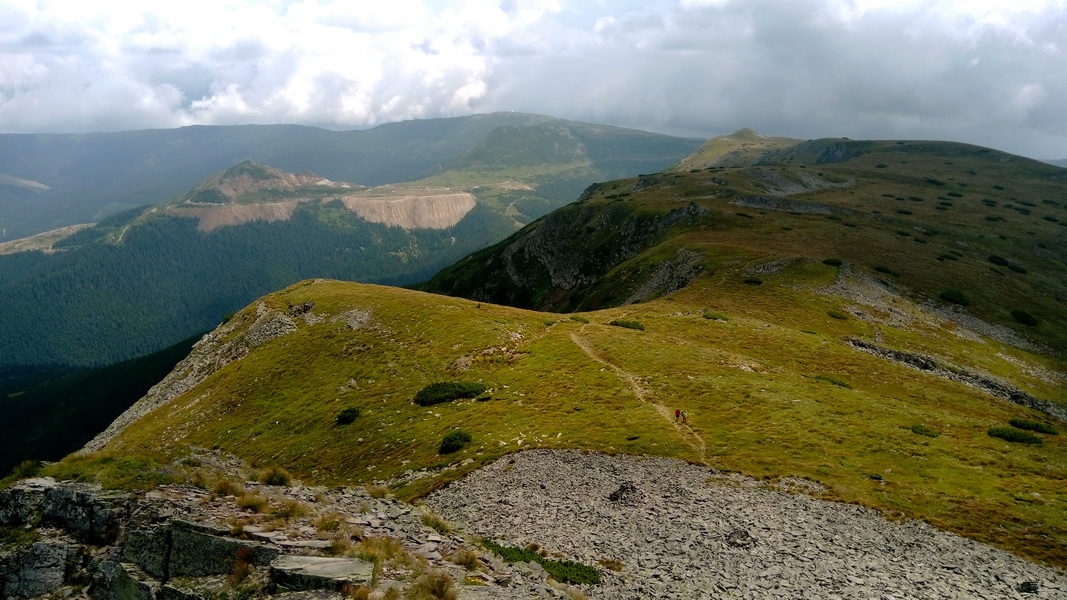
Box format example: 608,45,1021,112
426,449,1067,599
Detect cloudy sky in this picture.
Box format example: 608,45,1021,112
1,0,1065,158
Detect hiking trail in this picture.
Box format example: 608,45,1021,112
570,330,707,464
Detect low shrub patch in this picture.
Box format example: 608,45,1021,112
1009,419,1058,435
827,310,848,320
988,427,1042,445
1011,310,1038,326
1007,264,1028,274
939,290,969,306
609,320,645,331
987,255,1009,266
910,424,940,438
482,540,601,585
439,429,472,454
336,407,361,425
570,315,589,324
414,382,488,407
703,312,728,321
743,277,763,285
814,375,851,388
822,258,843,266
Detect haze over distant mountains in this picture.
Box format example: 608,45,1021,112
0,113,700,376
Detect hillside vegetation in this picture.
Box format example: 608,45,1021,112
0,119,699,374
49,134,1067,569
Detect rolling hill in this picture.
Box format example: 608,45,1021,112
69,134,1067,569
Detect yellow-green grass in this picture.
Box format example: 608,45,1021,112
86,272,1067,566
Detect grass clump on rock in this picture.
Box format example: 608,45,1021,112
439,430,473,454
414,382,488,407
988,427,1043,445
482,539,601,585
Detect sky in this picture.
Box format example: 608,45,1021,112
1,0,1066,159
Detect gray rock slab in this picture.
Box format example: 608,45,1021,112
270,555,374,591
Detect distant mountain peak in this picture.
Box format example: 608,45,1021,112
179,161,353,206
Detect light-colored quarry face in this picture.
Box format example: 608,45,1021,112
340,192,477,229
168,191,477,231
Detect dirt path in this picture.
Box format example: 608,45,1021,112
570,331,707,463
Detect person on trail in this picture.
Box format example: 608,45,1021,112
682,409,688,425
675,408,680,422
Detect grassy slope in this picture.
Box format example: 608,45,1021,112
79,137,1067,567
97,273,1067,566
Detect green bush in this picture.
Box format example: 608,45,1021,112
336,407,361,425
482,540,601,585
826,310,848,320
988,427,1042,445
939,290,969,306
822,258,843,266
1007,264,1028,274
439,430,472,454
703,312,728,321
570,315,589,324
743,277,763,285
609,320,645,331
1009,418,1058,435
987,255,1009,266
910,424,940,438
414,382,488,407
1011,310,1038,326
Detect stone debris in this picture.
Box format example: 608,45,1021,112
427,449,1067,600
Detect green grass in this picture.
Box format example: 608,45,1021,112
85,138,1067,569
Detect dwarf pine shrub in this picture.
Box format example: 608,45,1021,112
1011,310,1038,326
939,290,969,306
1009,418,1058,435
988,427,1042,445
910,424,940,438
336,407,361,425
439,430,472,454
608,320,644,331
414,382,488,407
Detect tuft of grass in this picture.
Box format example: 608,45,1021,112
213,478,245,498
421,511,452,534
608,320,644,331
236,494,268,512
271,499,307,520
1009,419,1058,435
405,570,457,600
702,311,728,321
365,484,390,499
439,430,472,454
259,466,292,486
569,315,590,324
597,558,624,572
8,459,42,481
910,424,940,438
447,548,480,571
988,427,1043,445
826,310,848,320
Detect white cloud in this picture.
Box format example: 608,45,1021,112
0,0,1065,157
